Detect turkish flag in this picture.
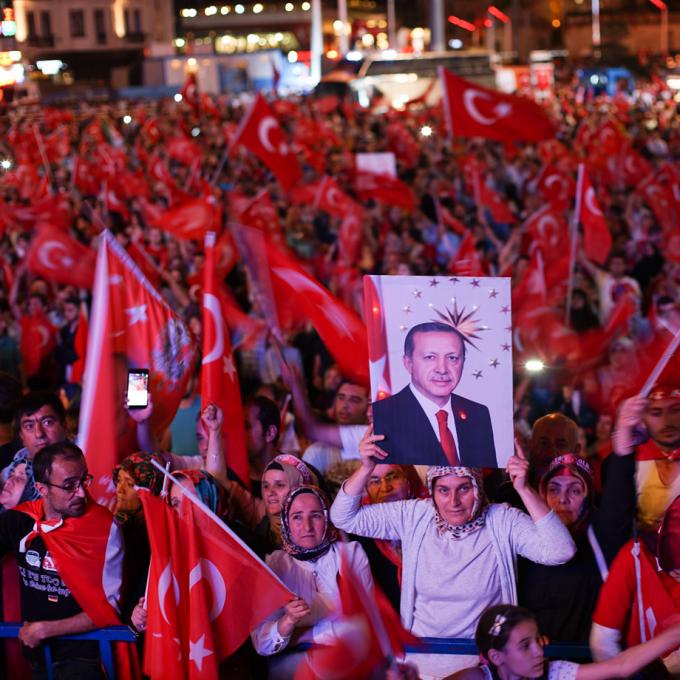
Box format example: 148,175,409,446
77,231,197,503
637,176,679,235
230,93,301,191
473,171,517,224
512,248,547,319
338,208,365,266
577,164,612,266
20,312,56,378
161,197,222,241
181,72,201,112
202,232,249,485
315,176,362,219
167,135,201,166
620,144,653,187
536,165,575,210
435,198,466,235
236,226,370,387
228,189,284,244
295,545,417,680
449,230,486,276
26,225,96,289
522,205,569,265
591,120,626,156
363,276,391,400
355,171,416,212
70,302,89,384
439,67,556,143
44,125,71,162
386,121,419,169
141,490,291,680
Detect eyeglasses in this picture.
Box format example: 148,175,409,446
20,416,59,433
45,474,93,496
367,471,404,488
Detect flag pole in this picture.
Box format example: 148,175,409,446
564,163,584,326
148,460,293,593
637,327,680,397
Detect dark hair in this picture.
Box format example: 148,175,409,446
475,605,537,669
64,296,80,308
247,396,281,445
28,292,48,308
403,322,466,361
15,391,66,431
33,441,85,484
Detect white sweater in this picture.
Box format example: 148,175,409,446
330,487,576,631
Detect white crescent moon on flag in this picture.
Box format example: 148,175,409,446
326,186,340,208
189,559,227,621
258,116,279,154
537,214,559,245
624,156,637,175
202,293,224,365
39,241,72,270
463,90,505,126
584,188,602,216
158,563,180,625
36,325,50,349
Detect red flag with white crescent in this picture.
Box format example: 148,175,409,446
20,312,56,378
473,170,517,224
449,230,486,276
439,67,556,143
522,204,569,265
536,165,575,210
160,197,222,241
338,208,365,266
141,490,291,680
25,224,96,289
363,276,391,401
201,231,249,485
70,302,89,385
77,231,197,503
355,171,416,212
230,93,301,191
576,164,612,266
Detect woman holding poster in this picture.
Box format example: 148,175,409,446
330,432,575,680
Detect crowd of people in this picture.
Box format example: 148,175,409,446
0,61,678,680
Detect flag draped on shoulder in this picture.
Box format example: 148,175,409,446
140,490,291,680
77,231,197,502
202,232,249,485
439,67,556,143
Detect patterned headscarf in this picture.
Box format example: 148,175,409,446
172,470,229,519
280,485,338,561
263,454,316,491
426,466,489,540
112,452,165,524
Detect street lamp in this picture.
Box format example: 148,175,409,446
649,0,669,57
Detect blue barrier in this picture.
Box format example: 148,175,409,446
0,623,136,680
0,623,592,679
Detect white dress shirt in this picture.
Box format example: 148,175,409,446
408,383,460,453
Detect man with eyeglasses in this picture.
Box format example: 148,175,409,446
1,391,68,509
0,441,123,679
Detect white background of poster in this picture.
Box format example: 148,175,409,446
370,274,514,467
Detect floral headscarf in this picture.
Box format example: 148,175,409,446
112,452,165,524
263,454,316,491
427,466,489,540
280,485,338,561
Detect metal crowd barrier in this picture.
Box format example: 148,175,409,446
0,623,592,679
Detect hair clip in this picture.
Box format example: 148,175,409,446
488,614,507,637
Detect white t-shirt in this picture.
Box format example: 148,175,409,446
302,424,366,475
480,660,578,680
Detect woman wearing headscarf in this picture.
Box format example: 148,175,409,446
113,452,165,625
517,441,636,643
256,454,320,554
590,494,680,677
357,463,427,611
330,427,575,680
251,485,373,679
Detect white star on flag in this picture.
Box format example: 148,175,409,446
125,304,148,326
189,634,213,671
223,354,236,381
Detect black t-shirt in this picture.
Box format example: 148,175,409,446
0,509,99,663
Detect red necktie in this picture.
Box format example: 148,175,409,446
436,410,460,466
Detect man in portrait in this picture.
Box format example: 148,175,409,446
372,321,497,467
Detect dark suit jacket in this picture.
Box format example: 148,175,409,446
372,386,497,467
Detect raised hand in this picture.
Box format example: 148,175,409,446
507,437,530,492
201,403,223,432
358,425,388,471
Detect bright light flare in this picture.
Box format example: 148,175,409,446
0,159,12,170
525,359,544,373
174,93,183,102
123,115,132,124
420,125,433,137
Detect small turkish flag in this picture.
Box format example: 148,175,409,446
20,312,56,378
577,164,612,266
230,93,301,191
522,204,568,265
473,171,517,224
141,490,291,680
338,208,364,266
536,165,575,210
202,231,249,485
161,197,221,241
315,176,362,219
449,230,486,276
355,171,416,212
363,276,391,401
439,67,556,143
26,224,96,289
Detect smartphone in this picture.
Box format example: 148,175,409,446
126,369,150,409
